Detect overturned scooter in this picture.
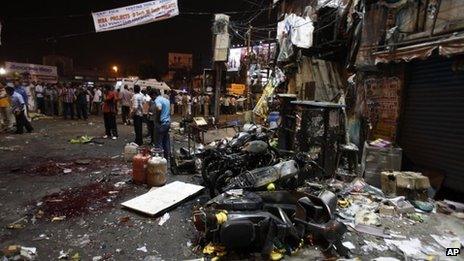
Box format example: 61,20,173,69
193,190,349,259
294,191,349,257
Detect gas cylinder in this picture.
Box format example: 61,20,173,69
146,154,167,187
124,142,139,162
132,148,151,184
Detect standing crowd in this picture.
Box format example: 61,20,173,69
172,92,212,118
2,79,264,161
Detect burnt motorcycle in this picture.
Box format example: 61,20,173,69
200,139,279,197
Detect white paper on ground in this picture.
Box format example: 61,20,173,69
384,238,422,256
342,241,356,250
121,181,204,216
136,246,148,253
158,213,170,226
431,234,462,249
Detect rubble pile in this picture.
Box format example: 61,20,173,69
185,125,464,260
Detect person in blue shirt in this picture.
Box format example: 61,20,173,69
5,86,33,134
153,89,171,159
13,80,28,106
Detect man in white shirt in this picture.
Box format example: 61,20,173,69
35,82,45,114
131,85,145,145
224,95,230,114
92,87,102,115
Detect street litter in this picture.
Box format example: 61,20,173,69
19,246,37,260
0,146,22,151
32,234,50,241
114,181,126,188
158,212,170,226
384,238,424,257
362,240,389,252
6,223,25,229
342,241,356,250
6,216,27,229
51,215,66,222
58,250,69,259
137,246,148,253
69,135,94,144
430,234,462,249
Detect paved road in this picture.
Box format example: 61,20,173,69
0,115,202,260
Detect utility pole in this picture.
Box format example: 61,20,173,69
246,25,252,110
212,14,230,119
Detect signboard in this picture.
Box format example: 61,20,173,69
227,43,277,71
5,62,58,83
168,53,192,70
227,48,242,72
228,83,245,95
365,76,401,142
92,0,179,32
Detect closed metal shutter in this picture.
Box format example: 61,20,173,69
400,57,464,192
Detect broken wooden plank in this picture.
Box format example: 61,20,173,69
121,181,204,216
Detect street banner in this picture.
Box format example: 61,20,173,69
92,0,179,32
5,61,58,83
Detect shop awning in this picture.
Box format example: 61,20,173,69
373,35,464,64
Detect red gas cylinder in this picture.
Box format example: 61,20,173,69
132,148,151,184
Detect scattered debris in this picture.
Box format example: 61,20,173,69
0,145,22,151
32,234,50,241
355,209,381,226
69,135,94,144
19,246,37,260
6,216,28,229
158,213,170,226
406,213,425,223
362,240,389,252
430,234,462,249
136,246,148,253
51,216,66,222
342,241,356,250
58,250,69,259
384,238,423,258
114,181,126,188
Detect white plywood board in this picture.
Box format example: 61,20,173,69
121,181,204,216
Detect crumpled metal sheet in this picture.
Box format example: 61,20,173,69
439,40,464,56
374,45,436,64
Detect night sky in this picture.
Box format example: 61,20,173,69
0,0,273,74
